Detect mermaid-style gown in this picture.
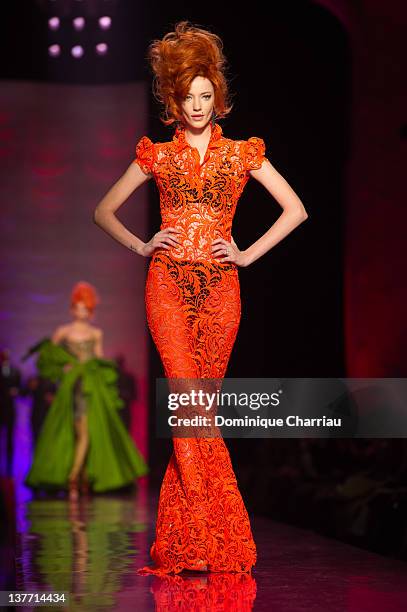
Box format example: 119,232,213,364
134,121,267,574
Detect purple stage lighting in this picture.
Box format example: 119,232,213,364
95,43,108,56
48,44,61,57
48,17,60,31
99,16,112,30
71,45,84,58
73,17,85,31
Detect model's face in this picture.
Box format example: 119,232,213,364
180,76,215,130
71,301,91,321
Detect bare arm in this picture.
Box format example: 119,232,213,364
93,162,181,256
243,159,308,266
93,329,104,358
217,159,308,267
51,325,66,344
93,162,152,255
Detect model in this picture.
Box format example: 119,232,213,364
93,21,308,574
25,281,148,499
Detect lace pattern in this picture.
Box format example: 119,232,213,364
150,573,257,610
244,136,266,171
133,124,268,263
134,135,155,175
136,123,265,575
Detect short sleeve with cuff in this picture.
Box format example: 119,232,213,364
133,135,155,175
244,136,267,172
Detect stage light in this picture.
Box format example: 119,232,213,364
73,17,85,31
71,45,84,58
95,43,108,56
99,17,111,30
48,17,60,31
48,44,61,57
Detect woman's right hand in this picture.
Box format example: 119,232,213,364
139,227,182,257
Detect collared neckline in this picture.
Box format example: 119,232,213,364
173,121,223,152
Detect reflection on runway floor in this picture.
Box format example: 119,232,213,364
16,491,150,610
15,487,407,611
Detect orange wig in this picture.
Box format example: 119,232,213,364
146,20,234,126
70,281,100,313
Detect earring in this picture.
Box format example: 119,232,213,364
211,112,217,127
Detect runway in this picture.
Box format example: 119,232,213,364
14,487,407,611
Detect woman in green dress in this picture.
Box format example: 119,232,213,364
25,281,148,500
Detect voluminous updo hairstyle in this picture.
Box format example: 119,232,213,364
146,21,234,127
70,281,100,313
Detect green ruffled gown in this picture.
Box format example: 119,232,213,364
25,337,148,493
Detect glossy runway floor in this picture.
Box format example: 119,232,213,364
15,487,407,611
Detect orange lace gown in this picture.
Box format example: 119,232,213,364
134,122,267,575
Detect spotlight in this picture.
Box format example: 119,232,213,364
48,17,60,31
95,43,108,56
99,16,111,30
71,45,84,58
73,17,85,31
48,44,61,57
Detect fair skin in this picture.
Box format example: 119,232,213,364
93,76,308,265
52,301,103,495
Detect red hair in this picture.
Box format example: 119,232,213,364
70,281,99,312
146,20,234,127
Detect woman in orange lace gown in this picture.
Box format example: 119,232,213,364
94,21,308,576
136,119,261,575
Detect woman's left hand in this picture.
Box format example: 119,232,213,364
211,237,248,267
